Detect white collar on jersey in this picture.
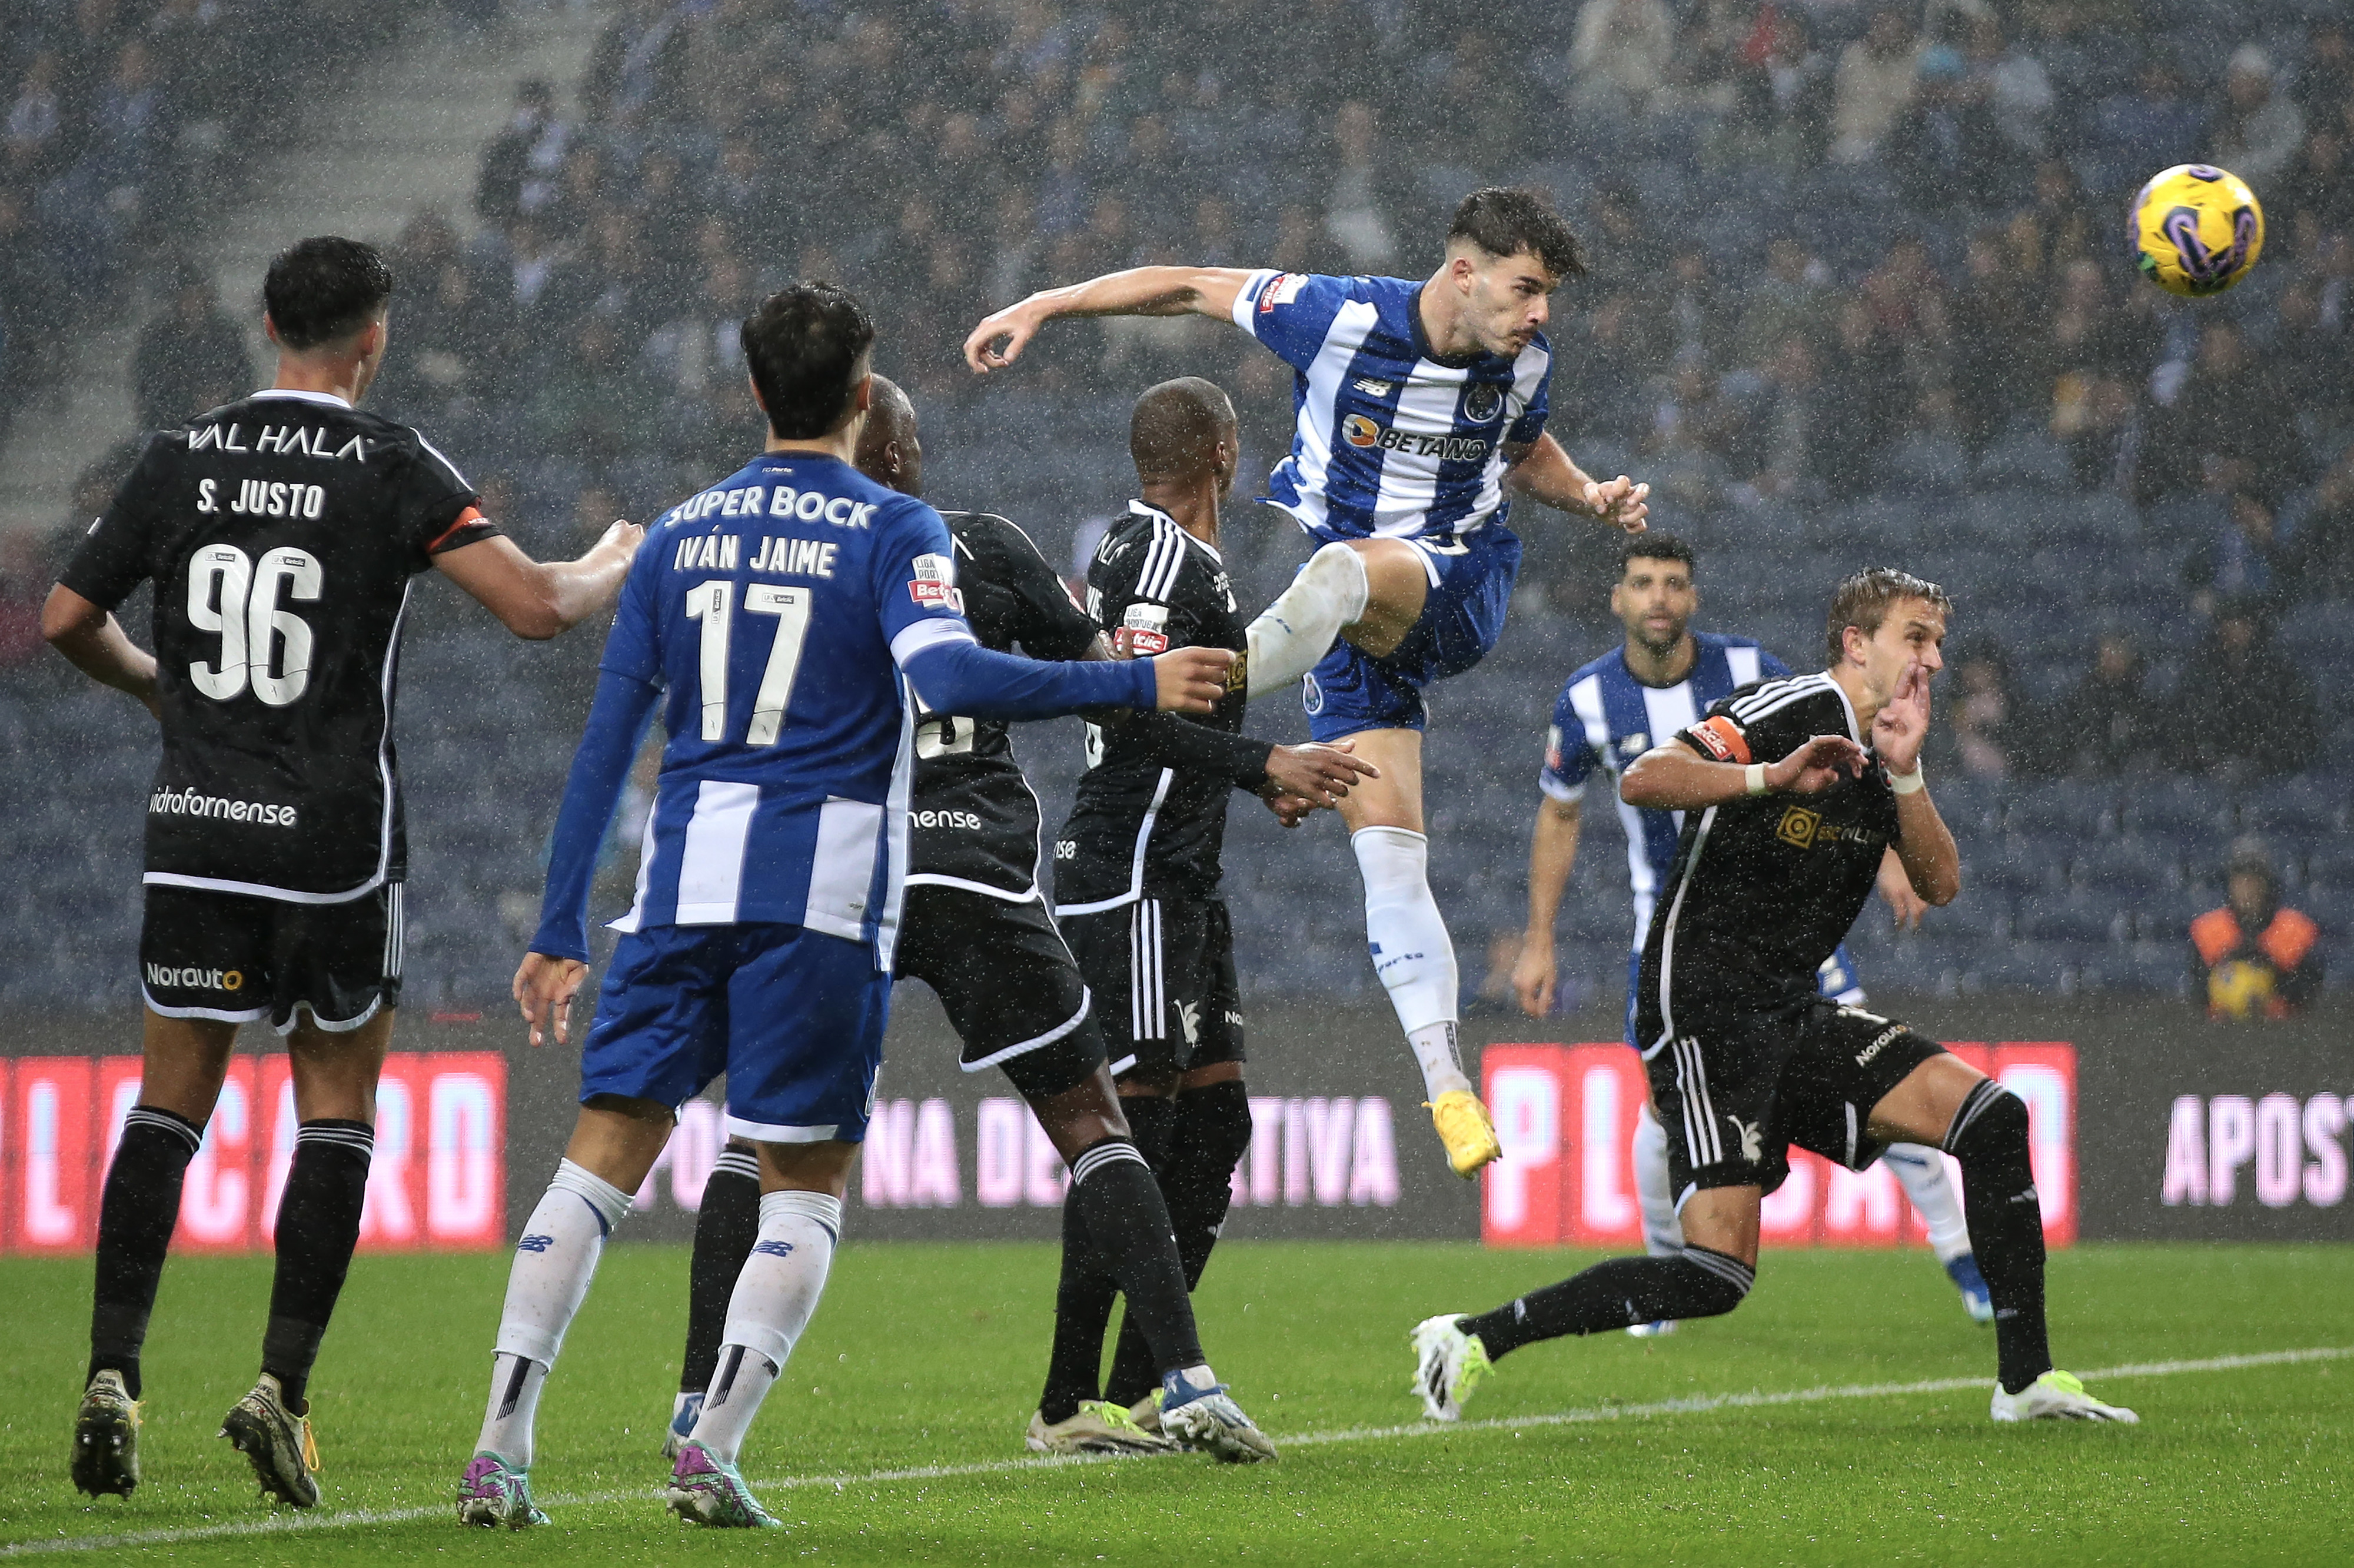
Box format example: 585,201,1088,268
1126,498,1223,563
251,388,354,410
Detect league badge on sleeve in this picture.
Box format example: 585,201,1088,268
1113,601,1170,657
908,552,964,614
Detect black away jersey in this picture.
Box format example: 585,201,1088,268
905,511,1103,899
1057,502,1255,910
1638,673,1900,1005
59,390,494,902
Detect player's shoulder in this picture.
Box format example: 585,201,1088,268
1720,670,1853,732
1694,631,1763,654
938,509,1046,564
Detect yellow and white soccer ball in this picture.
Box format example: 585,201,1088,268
2132,163,2265,298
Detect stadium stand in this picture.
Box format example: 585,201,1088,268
4,0,2349,1013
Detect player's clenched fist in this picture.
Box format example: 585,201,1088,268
1151,646,1236,713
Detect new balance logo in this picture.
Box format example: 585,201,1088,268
517,1234,554,1253
1727,1115,1765,1163
753,1239,797,1258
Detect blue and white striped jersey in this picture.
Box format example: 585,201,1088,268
1541,633,1788,950
583,454,972,959
1228,270,1551,544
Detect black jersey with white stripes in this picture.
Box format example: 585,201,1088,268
1055,501,1250,910
1638,674,1901,1005
905,511,1103,900
58,391,493,902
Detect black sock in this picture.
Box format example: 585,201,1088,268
89,1106,204,1399
1945,1080,2052,1395
680,1145,761,1396
260,1120,374,1412
1039,1174,1125,1425
1122,1093,1175,1169
1103,1080,1251,1406
1462,1245,1755,1361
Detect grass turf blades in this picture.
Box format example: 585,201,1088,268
2,1241,2347,1565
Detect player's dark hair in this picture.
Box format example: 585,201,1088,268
1620,533,1695,578
1826,568,1953,661
1448,188,1586,280
262,237,393,351
1131,376,1236,482
742,281,876,440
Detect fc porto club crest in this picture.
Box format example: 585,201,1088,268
1463,382,1504,424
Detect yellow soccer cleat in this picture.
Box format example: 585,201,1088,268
1428,1089,1502,1177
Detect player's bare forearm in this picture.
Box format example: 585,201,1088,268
437,522,643,640
965,267,1252,372
1505,434,1650,533
1890,787,1960,905
1622,733,1865,811
41,584,159,715
1523,794,1583,940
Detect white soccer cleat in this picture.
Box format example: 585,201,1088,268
1409,1314,1493,1422
1990,1369,2139,1424
1625,1319,1678,1339
1156,1375,1276,1463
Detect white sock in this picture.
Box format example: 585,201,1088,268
476,1158,633,1466
1352,826,1468,1098
1244,542,1368,698
689,1189,843,1465
1883,1141,1972,1262
1632,1101,1685,1257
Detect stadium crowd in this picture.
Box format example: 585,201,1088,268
4,0,2349,1013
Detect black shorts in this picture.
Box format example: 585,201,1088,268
1640,993,1943,1201
895,885,1106,1100
140,883,404,1034
1058,895,1243,1080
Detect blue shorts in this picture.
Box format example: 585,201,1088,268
1301,524,1521,741
577,922,889,1144
1622,942,1864,1048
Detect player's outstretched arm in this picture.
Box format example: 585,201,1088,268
964,266,1256,373
1513,793,1584,1017
434,520,645,640
1504,433,1650,534
903,638,1232,718
1622,732,1866,812
40,585,159,717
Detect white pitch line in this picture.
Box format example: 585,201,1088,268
8,1345,2343,1559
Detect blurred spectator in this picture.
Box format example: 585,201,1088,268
1887,45,2006,213
1323,100,1397,272
2142,321,2306,502
1940,645,2021,780
1731,6,1833,168
2209,45,2305,184
1948,228,2044,462
2191,838,2321,1018
1964,15,2053,157
2087,52,2206,192
1580,178,1667,299
2039,634,2161,777
2295,19,2354,121
1726,334,1823,503
1818,295,1908,498
2288,445,2354,596
2186,602,2319,778
1568,0,1675,121
1661,244,1733,366
1830,5,1921,164
2279,123,2354,235
2185,491,2298,614
1642,353,1743,508
2268,275,2350,422
1731,234,1834,371
132,261,249,431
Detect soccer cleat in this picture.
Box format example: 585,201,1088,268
1410,1314,1492,1421
220,1376,321,1508
1428,1090,1502,1177
455,1452,550,1528
1625,1319,1679,1338
663,1391,704,1460
70,1370,142,1499
665,1440,784,1528
1026,1401,1180,1456
1946,1254,1996,1325
1128,1393,1164,1435
1990,1369,2140,1424
1157,1373,1276,1463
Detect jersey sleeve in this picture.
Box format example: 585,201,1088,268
1678,685,1828,768
1539,681,1598,803
875,498,981,667
1507,356,1551,447
56,434,172,610
597,531,666,686
1229,269,1355,374
986,515,1101,661
397,431,494,562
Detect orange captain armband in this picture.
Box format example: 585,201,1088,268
1687,715,1752,765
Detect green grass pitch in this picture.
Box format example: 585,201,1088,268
3,1242,2348,1565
